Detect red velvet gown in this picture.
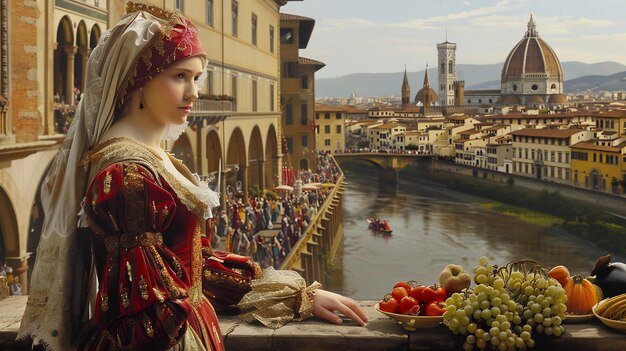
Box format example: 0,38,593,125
74,157,225,351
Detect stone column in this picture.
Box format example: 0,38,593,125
258,159,266,191
64,45,77,106
240,164,249,204
78,47,89,93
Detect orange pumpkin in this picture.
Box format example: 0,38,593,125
564,274,597,315
548,265,571,287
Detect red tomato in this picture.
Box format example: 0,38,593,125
408,285,425,302
399,296,418,315
419,286,436,304
424,302,446,316
379,297,399,314
393,281,412,291
408,304,421,316
391,287,408,301
433,287,447,302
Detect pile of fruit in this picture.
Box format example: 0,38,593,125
442,257,567,351
377,264,472,317
594,293,626,320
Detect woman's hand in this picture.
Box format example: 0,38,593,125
312,289,368,326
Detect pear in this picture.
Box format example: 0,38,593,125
439,264,471,294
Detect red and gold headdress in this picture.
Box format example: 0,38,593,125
119,2,206,105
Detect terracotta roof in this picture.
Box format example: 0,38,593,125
359,121,383,126
509,128,584,138
448,115,472,121
465,90,501,95
485,124,509,131
299,56,325,70
570,140,626,152
458,129,481,135
315,104,345,112
592,110,626,118
280,13,314,21
341,106,368,114
373,123,404,129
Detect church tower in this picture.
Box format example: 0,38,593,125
437,39,457,107
401,66,411,107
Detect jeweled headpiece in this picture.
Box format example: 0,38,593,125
119,2,207,105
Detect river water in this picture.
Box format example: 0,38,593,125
327,164,624,300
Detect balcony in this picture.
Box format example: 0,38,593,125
188,99,233,126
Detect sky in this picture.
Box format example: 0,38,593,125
282,0,626,79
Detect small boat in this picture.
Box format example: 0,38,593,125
367,218,392,234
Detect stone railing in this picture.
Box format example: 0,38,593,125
280,157,345,285
190,99,233,116
2,298,625,350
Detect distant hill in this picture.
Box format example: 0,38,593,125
315,61,626,97
564,70,626,92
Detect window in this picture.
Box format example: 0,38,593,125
282,61,298,78
301,135,308,147
531,84,538,91
176,0,183,11
251,14,257,46
231,0,238,37
280,28,293,44
300,104,308,125
252,80,257,112
551,151,555,162
269,25,274,53
558,152,562,163
449,60,454,74
205,0,213,26
324,113,330,119
231,76,238,111
324,139,331,146
336,125,342,134
285,104,293,125
565,152,569,163
300,74,308,89
269,84,274,112
324,125,330,134
336,113,342,119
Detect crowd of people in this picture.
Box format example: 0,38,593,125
336,147,433,155
0,263,22,298
207,151,342,269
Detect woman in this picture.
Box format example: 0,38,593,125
18,3,366,351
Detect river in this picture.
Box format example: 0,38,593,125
327,163,624,300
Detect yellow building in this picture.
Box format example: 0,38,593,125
1,0,295,291
279,13,324,170
570,133,626,193
592,109,626,138
315,104,346,153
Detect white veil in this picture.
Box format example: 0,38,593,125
17,10,168,350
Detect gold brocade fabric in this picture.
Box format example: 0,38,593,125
237,268,322,329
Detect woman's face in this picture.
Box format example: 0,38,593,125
142,56,205,126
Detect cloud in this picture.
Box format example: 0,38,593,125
319,18,377,30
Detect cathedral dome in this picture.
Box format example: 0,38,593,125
501,15,563,83
415,87,438,106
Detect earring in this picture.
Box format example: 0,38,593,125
139,91,145,110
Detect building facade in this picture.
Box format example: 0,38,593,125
315,104,345,153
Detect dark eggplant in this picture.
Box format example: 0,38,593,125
591,254,626,298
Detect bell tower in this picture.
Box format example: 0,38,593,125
437,38,457,107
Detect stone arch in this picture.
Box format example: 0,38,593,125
89,24,101,50
206,129,222,175
226,127,246,196
171,133,196,173
0,186,19,264
54,16,74,107
265,124,278,189
248,126,264,190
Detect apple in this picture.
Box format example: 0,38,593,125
438,264,471,294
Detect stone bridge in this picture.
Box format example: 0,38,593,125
333,153,434,184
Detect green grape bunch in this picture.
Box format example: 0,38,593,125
442,256,567,351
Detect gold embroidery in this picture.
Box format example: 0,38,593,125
188,282,202,306
120,287,130,308
86,138,208,219
171,257,183,278
153,288,165,302
142,314,155,338
139,275,149,300
191,222,202,286
149,246,185,299
152,201,157,226
100,292,109,312
212,324,221,345
162,204,169,218
103,171,112,194
126,261,133,283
